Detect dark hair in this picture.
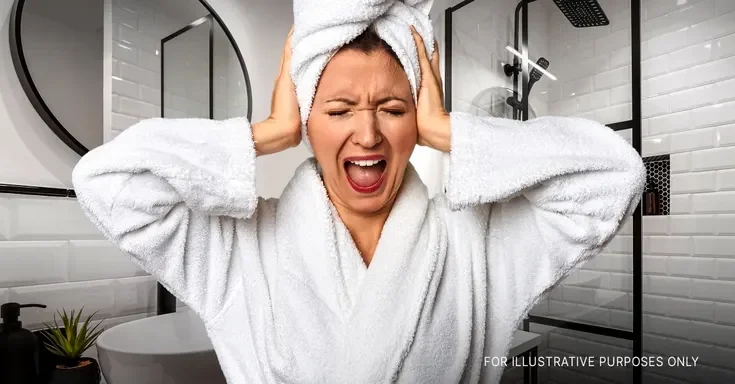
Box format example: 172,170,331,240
342,28,400,63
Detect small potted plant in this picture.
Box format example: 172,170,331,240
40,308,105,384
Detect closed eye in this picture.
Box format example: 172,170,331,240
383,110,405,116
327,110,348,117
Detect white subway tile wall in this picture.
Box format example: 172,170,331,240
0,200,10,241
0,194,166,330
453,0,735,382
108,0,247,140
110,0,185,139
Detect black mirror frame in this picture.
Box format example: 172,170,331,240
8,0,253,156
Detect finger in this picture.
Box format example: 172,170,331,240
278,48,285,74
279,27,294,76
431,39,441,81
278,35,288,70
284,33,292,59
287,25,295,47
430,39,444,100
410,26,433,80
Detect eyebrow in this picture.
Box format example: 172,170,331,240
324,96,408,105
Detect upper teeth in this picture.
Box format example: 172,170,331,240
349,159,383,167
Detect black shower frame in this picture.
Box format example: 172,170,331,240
444,1,643,384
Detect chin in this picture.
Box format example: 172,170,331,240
344,193,392,215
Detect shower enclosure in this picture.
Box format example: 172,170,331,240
445,0,643,383
448,0,735,382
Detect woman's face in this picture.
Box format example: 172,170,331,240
307,48,417,216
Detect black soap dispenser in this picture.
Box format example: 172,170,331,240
0,302,47,384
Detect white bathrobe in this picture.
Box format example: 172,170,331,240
72,112,645,384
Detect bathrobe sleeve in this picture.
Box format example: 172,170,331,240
443,112,646,322
72,117,258,319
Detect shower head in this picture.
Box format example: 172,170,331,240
527,57,549,94
552,0,610,28
530,57,549,83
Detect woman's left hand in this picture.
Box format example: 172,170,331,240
410,26,451,153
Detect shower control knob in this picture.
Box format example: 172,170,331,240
503,63,519,77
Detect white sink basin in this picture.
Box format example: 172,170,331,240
96,310,226,384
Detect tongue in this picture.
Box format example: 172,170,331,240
345,163,384,187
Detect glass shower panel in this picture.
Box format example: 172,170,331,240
543,0,632,127
525,0,635,332
212,22,249,120
449,3,636,383
450,0,517,119
162,21,210,119
533,219,635,327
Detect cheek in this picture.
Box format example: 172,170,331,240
307,115,350,162
382,119,417,155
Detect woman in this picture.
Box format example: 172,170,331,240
73,27,645,383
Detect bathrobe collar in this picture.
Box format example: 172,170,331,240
275,158,446,381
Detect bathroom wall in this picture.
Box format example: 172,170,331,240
637,0,735,382
0,194,163,330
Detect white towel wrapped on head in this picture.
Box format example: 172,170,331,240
290,0,435,151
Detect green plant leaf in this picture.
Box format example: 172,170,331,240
62,309,71,343
82,312,100,353
41,307,106,359
43,341,69,358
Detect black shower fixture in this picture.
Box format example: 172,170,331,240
503,56,549,80
504,0,609,120
552,0,610,28
528,57,549,93
505,57,549,111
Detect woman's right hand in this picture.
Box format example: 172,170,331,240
253,26,302,156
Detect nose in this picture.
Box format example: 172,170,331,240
350,111,382,148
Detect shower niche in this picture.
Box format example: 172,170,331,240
642,155,670,216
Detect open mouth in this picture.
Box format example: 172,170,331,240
343,156,388,194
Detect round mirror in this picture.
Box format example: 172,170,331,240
10,0,252,156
